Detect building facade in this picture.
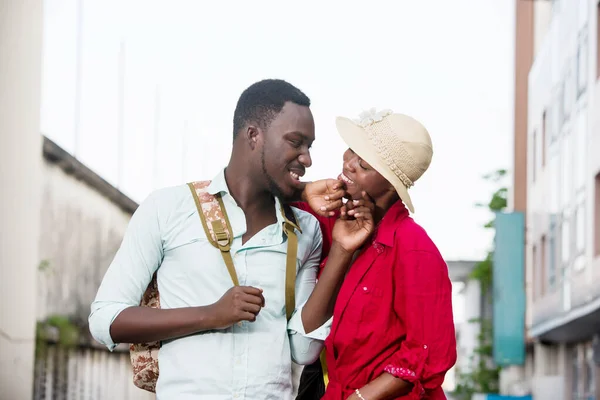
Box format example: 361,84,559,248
506,1,600,399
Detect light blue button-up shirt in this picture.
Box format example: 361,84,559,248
89,169,329,400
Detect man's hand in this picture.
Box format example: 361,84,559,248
302,179,346,217
332,191,375,254
208,286,265,329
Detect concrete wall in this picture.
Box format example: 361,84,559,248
37,141,134,325
32,137,155,400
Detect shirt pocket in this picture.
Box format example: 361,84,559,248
340,284,385,341
355,284,385,324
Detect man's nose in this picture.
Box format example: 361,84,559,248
299,152,312,168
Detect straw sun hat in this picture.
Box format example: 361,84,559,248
335,108,433,213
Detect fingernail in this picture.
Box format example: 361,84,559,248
353,200,359,204
320,206,327,211
325,196,330,200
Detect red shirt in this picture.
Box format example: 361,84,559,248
295,201,456,400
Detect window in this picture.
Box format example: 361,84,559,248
563,61,575,120
548,99,558,145
595,172,600,256
562,216,571,266
532,130,537,183
533,244,538,299
575,203,586,254
571,347,581,399
577,26,588,96
561,134,572,207
574,203,586,272
585,344,596,399
549,150,560,213
557,82,566,130
542,110,547,167
575,109,587,191
548,217,558,290
541,235,547,297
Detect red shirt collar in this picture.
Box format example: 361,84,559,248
373,200,409,247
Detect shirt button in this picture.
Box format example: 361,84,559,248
423,345,428,349
363,286,368,291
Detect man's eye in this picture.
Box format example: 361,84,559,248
359,161,368,170
289,140,302,148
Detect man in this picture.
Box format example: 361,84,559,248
89,79,371,400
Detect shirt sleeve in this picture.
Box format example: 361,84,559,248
88,190,164,351
381,250,457,399
287,221,331,365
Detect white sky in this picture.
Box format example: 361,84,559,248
41,0,516,263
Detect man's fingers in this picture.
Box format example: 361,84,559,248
240,311,258,322
329,179,346,190
240,292,264,307
239,286,265,307
242,302,262,315
240,286,263,296
324,190,345,202
319,199,343,213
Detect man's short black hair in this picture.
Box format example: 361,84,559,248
233,79,311,139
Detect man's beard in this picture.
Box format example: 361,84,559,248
261,148,299,202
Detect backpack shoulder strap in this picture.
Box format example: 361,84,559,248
187,181,239,286
281,204,302,320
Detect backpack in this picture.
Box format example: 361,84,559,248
129,181,301,393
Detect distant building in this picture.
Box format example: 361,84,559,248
498,1,600,399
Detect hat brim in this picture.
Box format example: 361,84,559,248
335,116,415,213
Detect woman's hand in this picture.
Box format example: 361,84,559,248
332,191,375,254
301,179,346,216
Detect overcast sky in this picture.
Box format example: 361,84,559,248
41,0,515,264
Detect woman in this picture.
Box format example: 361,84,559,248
298,109,457,400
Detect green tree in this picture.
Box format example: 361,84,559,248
453,169,507,400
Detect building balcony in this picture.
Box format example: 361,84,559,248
529,256,600,343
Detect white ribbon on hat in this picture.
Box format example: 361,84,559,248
354,108,393,128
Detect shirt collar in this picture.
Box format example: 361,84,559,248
206,168,229,196
374,200,409,247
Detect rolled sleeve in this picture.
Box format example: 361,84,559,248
381,250,457,399
287,222,326,365
88,191,164,351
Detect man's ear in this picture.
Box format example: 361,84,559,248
246,125,260,150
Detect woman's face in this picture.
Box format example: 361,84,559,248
338,148,397,203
